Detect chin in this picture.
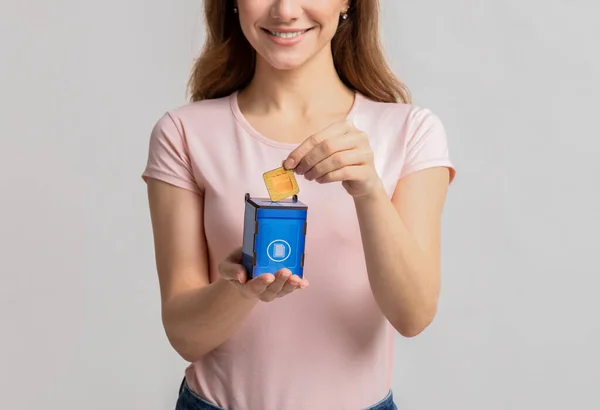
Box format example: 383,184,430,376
250,27,330,72
258,45,327,72
265,56,310,71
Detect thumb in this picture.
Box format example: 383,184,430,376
218,249,245,282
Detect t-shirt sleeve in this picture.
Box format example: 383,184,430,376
400,108,456,184
141,112,203,194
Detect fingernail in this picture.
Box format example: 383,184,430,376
283,158,295,169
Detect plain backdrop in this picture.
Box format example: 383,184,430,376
1,0,598,409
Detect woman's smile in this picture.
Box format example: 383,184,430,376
261,26,315,46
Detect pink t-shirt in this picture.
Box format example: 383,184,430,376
142,91,455,410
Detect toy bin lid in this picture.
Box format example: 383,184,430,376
245,193,307,209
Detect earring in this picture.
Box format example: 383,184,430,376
341,12,348,19
233,7,238,13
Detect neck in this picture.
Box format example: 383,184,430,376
239,46,354,117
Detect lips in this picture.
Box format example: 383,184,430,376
262,27,314,39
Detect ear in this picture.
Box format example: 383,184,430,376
340,0,350,12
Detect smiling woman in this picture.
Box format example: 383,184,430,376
142,1,455,410
189,0,410,104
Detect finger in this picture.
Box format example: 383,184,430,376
260,269,292,302
297,278,309,289
278,274,301,296
241,274,276,297
283,120,354,170
304,148,367,181
294,132,362,176
283,275,309,291
315,165,365,184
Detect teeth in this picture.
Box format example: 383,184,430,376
268,29,308,39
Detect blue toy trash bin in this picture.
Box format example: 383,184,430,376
241,193,308,279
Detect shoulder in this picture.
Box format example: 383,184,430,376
146,94,236,163
354,94,455,187
147,94,237,158
355,93,444,135
154,94,234,131
143,95,237,192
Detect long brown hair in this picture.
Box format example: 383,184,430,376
188,0,411,104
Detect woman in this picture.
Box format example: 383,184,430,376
142,0,456,409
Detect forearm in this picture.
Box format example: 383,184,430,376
354,187,440,337
162,277,259,362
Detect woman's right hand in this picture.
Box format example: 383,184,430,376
218,247,309,302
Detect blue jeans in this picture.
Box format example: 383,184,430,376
176,378,398,410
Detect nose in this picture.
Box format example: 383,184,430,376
270,0,302,22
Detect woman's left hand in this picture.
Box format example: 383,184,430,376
283,120,384,199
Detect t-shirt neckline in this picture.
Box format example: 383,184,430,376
229,90,362,150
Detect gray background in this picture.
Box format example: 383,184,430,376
1,0,598,409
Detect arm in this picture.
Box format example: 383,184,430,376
353,167,450,337
282,114,454,337
147,178,259,362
